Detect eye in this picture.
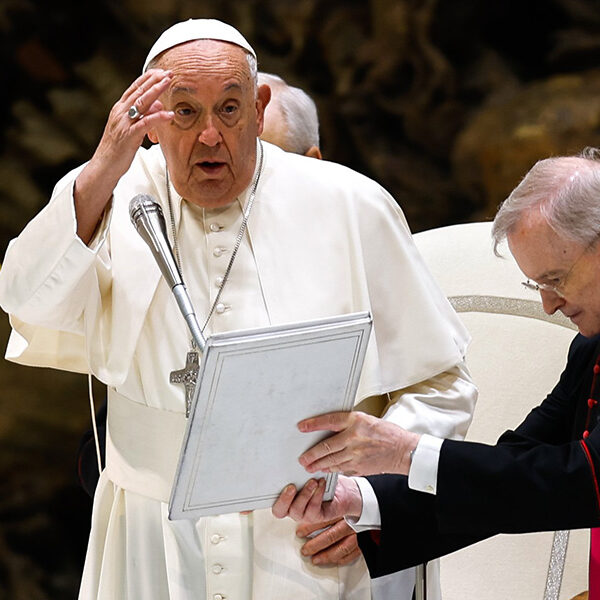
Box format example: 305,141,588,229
220,101,240,120
539,276,563,291
171,104,198,129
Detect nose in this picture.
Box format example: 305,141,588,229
197,116,222,147
539,289,565,315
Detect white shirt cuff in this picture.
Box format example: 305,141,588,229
345,434,443,532
345,477,381,532
408,433,443,494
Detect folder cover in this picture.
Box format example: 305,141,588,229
168,312,372,520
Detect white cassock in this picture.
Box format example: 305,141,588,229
0,140,477,600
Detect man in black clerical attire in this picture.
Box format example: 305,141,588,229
273,148,600,595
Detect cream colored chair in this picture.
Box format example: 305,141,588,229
413,222,588,600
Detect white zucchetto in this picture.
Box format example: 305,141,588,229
143,18,256,72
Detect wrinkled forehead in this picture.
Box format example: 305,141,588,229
508,208,583,276
155,39,251,74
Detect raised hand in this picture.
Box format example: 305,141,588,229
74,69,175,243
91,69,174,177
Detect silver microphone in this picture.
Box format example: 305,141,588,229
129,194,206,351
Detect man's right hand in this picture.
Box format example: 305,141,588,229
74,69,175,244
272,475,363,524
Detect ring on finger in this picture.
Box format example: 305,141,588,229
128,105,142,120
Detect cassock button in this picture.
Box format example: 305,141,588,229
212,563,224,574
210,223,222,232
214,595,225,600
215,303,229,314
210,534,222,544
215,276,224,288
213,247,227,258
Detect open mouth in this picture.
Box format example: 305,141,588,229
197,161,226,175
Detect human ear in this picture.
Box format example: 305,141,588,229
255,84,271,136
304,146,322,160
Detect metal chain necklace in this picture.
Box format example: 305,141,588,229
168,141,265,415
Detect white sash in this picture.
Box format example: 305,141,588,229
105,388,186,502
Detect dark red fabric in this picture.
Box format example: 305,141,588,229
590,527,600,599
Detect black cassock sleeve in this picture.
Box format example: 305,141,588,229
359,334,600,578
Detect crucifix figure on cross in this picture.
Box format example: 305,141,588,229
170,351,200,417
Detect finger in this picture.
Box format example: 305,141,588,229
300,444,350,474
300,519,354,555
297,411,353,434
271,484,298,519
122,69,171,104
314,544,362,567
298,432,345,469
303,532,361,566
287,479,320,521
131,75,173,117
129,108,174,131
302,478,331,522
120,74,173,129
296,516,341,538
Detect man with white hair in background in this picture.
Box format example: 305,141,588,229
0,19,476,600
258,72,322,159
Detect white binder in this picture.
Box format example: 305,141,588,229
168,312,372,520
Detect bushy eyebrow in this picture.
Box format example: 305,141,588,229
170,82,243,97
170,86,196,95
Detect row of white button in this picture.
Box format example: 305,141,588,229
210,530,225,598
210,223,230,312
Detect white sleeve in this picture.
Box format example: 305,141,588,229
382,360,477,440
348,362,476,528
345,477,381,532
407,433,443,494
0,170,112,331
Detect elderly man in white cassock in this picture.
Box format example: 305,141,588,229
0,19,477,600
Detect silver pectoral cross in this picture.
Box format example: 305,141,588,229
170,351,200,417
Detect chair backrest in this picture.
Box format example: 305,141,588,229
413,222,588,600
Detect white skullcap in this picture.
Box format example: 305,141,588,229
143,18,256,72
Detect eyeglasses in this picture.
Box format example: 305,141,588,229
521,239,596,298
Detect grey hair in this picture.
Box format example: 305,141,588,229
258,72,320,154
492,147,600,254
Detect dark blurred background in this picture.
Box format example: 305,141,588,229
2,0,600,598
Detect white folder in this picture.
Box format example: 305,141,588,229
168,312,372,520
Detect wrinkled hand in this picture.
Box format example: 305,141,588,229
297,411,420,476
92,68,175,178
297,518,362,566
75,68,176,243
272,475,362,524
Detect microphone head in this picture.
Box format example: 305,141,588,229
128,193,182,288
129,194,164,229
